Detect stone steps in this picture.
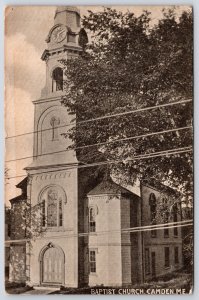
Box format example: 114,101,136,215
33,285,61,291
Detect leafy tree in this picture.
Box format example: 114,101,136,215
61,7,193,200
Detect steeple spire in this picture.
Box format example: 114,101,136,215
54,6,80,19
54,6,80,32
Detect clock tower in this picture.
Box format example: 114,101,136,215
25,7,85,288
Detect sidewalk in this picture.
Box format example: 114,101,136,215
23,288,59,295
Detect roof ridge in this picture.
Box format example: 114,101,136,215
87,178,134,196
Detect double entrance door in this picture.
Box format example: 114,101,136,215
41,246,64,284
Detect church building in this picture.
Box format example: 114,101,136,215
9,6,183,288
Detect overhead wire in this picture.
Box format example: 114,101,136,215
5,219,193,244
5,146,192,180
5,125,192,163
5,98,192,140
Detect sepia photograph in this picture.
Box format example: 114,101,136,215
4,5,193,295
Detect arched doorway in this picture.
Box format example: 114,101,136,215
40,243,64,285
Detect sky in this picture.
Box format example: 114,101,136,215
4,5,191,206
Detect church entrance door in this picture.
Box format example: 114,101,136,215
41,245,64,285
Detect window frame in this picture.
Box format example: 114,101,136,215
149,193,157,238
173,204,178,237
174,246,179,264
164,247,170,268
39,185,66,229
52,67,64,92
145,248,150,275
89,207,96,233
50,116,60,141
164,211,170,238
89,249,96,274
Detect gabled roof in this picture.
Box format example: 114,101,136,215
87,178,134,197
16,177,27,190
9,195,26,204
141,177,179,196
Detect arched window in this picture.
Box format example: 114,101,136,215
89,207,96,232
164,211,169,237
40,185,66,228
50,116,60,141
149,193,157,237
52,67,63,92
173,203,178,236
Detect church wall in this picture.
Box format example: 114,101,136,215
144,243,183,280
77,174,88,287
120,196,131,285
87,195,122,286
141,184,183,281
27,167,78,287
120,195,143,285
28,236,78,287
33,98,76,163
141,184,182,243
130,196,142,284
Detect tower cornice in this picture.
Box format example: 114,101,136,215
41,44,82,61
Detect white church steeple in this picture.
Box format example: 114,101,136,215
40,6,82,98
27,6,84,169
23,7,83,289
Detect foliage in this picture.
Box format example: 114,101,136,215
10,200,46,242
183,232,193,269
61,7,193,200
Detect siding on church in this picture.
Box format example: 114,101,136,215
121,197,132,285
86,193,123,286
85,189,142,287
26,168,79,287
141,184,183,281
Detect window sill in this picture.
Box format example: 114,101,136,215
42,226,65,232
89,273,97,276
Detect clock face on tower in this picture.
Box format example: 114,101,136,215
51,25,67,43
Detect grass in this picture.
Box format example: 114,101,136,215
5,270,192,295
50,270,193,295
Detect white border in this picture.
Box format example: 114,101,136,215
0,0,197,299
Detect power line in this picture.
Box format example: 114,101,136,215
5,98,192,140
5,220,193,244
5,146,192,180
5,125,192,163
75,125,192,149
